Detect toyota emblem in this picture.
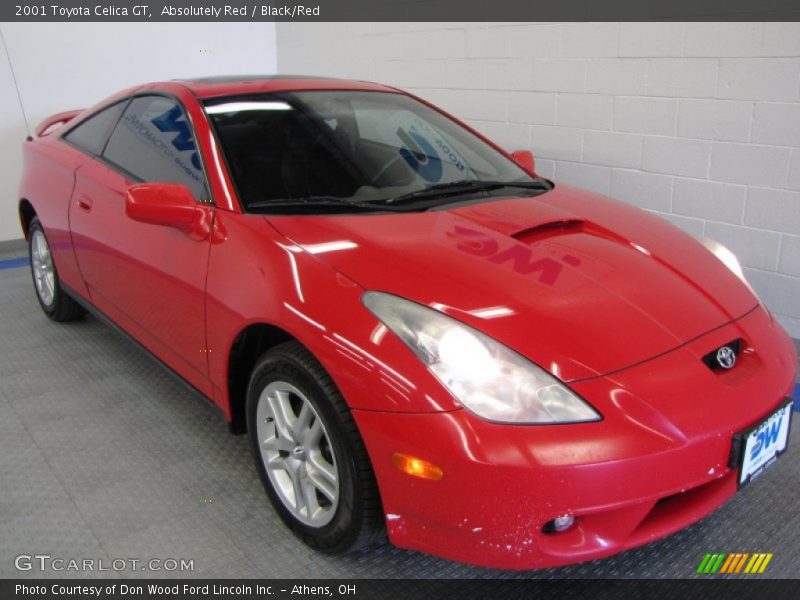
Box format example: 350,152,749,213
716,346,736,369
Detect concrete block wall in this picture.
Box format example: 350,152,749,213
277,22,800,337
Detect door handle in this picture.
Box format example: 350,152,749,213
76,196,93,211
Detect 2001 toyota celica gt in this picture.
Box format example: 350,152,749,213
19,75,796,569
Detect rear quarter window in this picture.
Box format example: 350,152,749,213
62,101,127,155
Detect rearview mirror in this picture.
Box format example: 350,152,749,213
125,183,210,240
510,149,535,174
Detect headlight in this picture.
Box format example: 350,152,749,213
696,237,760,300
362,291,601,424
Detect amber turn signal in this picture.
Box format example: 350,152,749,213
391,452,444,481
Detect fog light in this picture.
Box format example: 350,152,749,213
391,452,443,481
543,514,575,533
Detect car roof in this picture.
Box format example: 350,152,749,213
170,74,401,99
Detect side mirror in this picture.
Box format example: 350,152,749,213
125,183,210,240
510,149,535,174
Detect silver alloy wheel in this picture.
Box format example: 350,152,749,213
256,381,340,527
31,229,55,308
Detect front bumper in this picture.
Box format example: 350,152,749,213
352,307,797,569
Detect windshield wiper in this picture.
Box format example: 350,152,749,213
246,180,551,213
385,179,551,205
247,196,409,213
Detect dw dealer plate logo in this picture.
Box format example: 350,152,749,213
696,552,774,574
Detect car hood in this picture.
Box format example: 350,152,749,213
266,184,758,382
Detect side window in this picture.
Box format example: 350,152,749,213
62,101,127,155
103,96,207,201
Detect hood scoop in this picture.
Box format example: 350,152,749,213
511,218,631,248
511,218,585,242
453,203,633,249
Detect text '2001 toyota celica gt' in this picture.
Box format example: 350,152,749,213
18,75,797,569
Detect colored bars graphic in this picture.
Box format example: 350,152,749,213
697,553,773,574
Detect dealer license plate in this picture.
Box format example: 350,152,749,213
734,399,793,488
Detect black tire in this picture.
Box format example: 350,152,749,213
28,217,85,322
246,341,384,554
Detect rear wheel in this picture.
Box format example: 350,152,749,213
28,217,85,322
246,341,383,553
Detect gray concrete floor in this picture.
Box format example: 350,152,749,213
0,263,799,579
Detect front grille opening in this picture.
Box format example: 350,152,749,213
632,472,734,539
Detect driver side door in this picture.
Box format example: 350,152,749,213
69,95,213,395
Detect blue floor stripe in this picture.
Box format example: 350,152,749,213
794,383,800,412
0,257,29,270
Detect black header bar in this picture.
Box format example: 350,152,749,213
3,0,800,22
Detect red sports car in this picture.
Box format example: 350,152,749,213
18,75,797,569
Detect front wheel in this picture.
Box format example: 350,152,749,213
28,217,85,322
246,341,383,553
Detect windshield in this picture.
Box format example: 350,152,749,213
204,90,549,213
